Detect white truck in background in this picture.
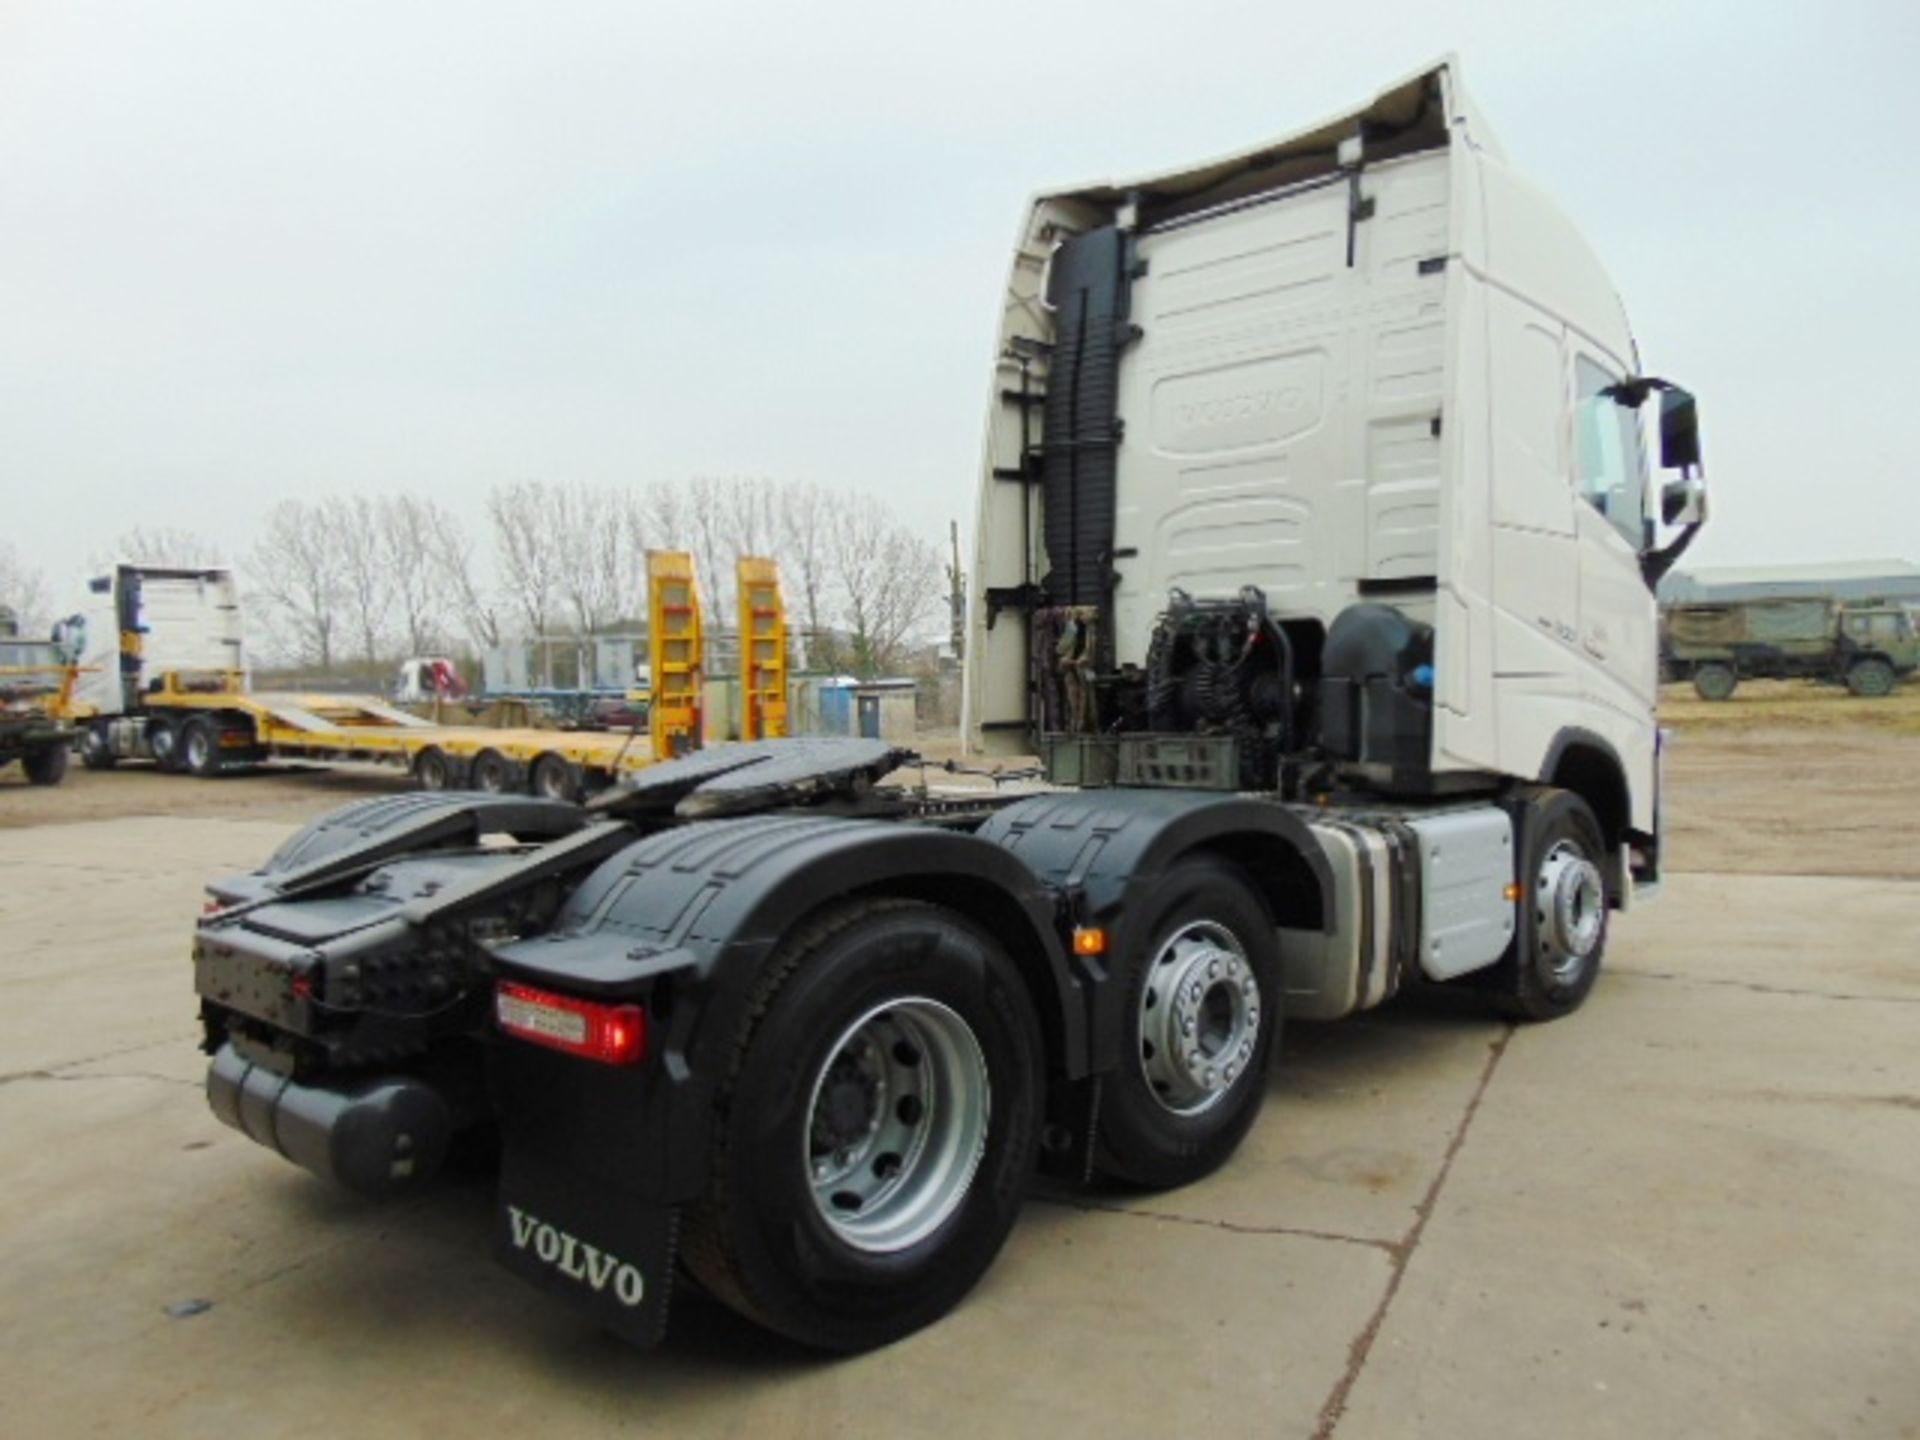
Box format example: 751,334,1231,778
68,563,667,795
192,59,1707,1355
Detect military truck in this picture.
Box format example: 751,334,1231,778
1663,596,1916,699
192,60,1708,1353
0,607,74,786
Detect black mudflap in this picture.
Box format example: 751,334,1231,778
495,1149,679,1348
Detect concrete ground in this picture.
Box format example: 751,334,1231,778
1,732,1917,1438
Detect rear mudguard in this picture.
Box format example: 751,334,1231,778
487,812,1083,1208
483,812,1077,1344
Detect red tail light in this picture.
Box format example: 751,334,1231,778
495,981,646,1067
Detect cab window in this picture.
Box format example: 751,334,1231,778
1572,355,1648,549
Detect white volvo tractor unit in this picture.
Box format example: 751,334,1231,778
191,59,1705,1354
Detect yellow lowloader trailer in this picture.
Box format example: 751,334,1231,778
67,555,785,799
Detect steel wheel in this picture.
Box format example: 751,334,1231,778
1534,838,1605,986
531,754,580,803
680,898,1042,1351
80,724,117,770
413,747,451,791
183,718,226,777
804,997,989,1255
1095,857,1281,1189
149,717,182,770
471,749,512,793
1493,787,1609,1022
1137,919,1261,1117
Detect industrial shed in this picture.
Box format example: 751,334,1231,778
1659,558,1920,607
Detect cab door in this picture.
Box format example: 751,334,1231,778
1569,349,1656,713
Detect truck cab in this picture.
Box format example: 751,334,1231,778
965,57,1706,891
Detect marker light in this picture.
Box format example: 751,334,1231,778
1072,926,1108,957
495,981,646,1066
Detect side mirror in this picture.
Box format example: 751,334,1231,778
1662,474,1708,526
1658,387,1702,473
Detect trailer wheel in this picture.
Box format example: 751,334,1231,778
148,715,186,771
1495,790,1608,1023
529,753,581,803
1095,857,1280,1190
412,747,452,791
1692,663,1737,701
23,744,68,786
79,724,117,771
681,898,1043,1352
1846,657,1896,698
469,749,513,793
182,718,227,777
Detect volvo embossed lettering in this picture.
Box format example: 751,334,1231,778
193,60,1707,1352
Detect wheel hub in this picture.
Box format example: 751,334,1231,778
1535,840,1604,984
1137,921,1260,1116
803,998,989,1254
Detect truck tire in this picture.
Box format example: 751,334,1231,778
681,898,1044,1352
1094,857,1280,1190
530,753,581,803
80,724,117,771
148,715,186,772
182,717,227,777
1846,657,1896,698
470,749,514,794
24,744,68,786
1495,790,1608,1023
411,747,453,791
1692,663,1737,701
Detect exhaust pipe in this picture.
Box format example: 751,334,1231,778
207,1044,452,1197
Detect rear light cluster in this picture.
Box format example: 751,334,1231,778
495,981,646,1066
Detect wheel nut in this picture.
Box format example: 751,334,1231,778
1209,959,1220,978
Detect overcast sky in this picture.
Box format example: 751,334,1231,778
3,0,1916,607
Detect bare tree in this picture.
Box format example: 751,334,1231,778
0,540,50,634
723,476,778,564
105,526,224,569
489,481,567,684
424,508,501,654
829,511,943,677
247,500,342,668
324,495,392,665
639,480,686,557
683,477,739,633
550,483,630,636
377,495,458,655
777,480,838,664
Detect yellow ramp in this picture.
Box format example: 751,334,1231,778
648,551,704,760
738,556,788,740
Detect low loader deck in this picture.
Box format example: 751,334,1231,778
143,687,654,792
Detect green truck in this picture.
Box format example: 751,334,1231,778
1662,596,1918,700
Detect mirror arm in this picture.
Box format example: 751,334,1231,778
1640,520,1702,590
1601,376,1671,410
